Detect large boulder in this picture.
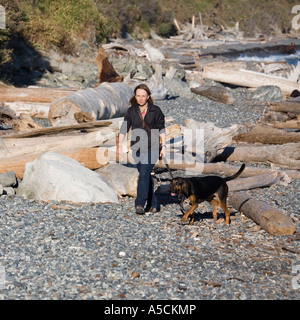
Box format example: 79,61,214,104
16,152,119,203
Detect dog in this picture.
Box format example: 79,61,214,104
168,164,245,225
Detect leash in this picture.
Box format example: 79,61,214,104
161,155,174,180
161,155,186,214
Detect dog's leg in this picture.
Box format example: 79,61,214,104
188,212,195,225
217,185,230,225
181,204,198,222
182,195,198,223
220,199,230,225
210,198,219,221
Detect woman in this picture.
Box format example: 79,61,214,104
117,84,166,215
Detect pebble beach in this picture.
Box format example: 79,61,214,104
0,92,299,301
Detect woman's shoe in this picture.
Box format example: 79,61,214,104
135,206,145,215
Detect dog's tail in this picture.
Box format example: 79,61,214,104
224,163,245,182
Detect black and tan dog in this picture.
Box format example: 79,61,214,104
168,164,245,225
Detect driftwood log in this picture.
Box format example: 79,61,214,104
0,87,76,103
269,101,300,114
48,82,133,126
273,118,300,129
1,120,112,139
0,147,108,179
154,161,300,180
191,85,235,105
225,143,300,169
229,191,295,236
12,113,44,132
0,105,16,125
1,129,116,159
234,126,300,144
184,119,240,162
227,171,289,192
4,102,50,119
201,67,300,94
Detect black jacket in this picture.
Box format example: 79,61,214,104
119,103,165,151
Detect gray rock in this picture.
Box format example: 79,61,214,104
0,171,17,188
251,85,282,102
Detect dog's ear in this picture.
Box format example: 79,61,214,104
176,177,185,186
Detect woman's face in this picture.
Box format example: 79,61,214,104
135,89,149,107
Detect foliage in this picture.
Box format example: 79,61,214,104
0,0,298,67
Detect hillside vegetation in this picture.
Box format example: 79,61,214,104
0,0,298,66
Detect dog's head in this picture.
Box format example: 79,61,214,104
168,177,186,196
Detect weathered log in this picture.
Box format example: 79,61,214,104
184,119,240,162
225,143,300,169
273,119,300,129
234,126,300,144
269,101,300,114
48,82,133,126
12,113,44,132
5,102,50,119
229,191,295,235
201,67,300,93
1,120,112,139
191,85,235,105
154,161,300,180
0,87,76,103
0,147,108,179
0,105,15,125
0,130,116,158
95,47,123,87
227,171,289,192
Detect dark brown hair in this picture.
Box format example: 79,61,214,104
130,83,154,106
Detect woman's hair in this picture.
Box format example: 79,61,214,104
130,83,153,106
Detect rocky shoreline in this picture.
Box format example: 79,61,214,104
1,92,299,300
0,37,299,301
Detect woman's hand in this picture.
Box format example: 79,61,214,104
160,145,166,159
